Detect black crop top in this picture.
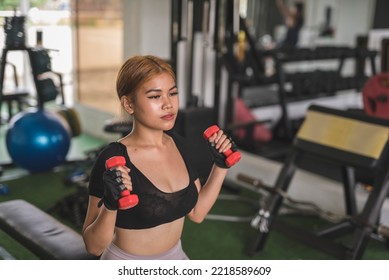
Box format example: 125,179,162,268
88,131,199,230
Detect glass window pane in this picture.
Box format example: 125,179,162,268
75,0,123,114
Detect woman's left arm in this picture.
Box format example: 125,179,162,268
187,129,233,223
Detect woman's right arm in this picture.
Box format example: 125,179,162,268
82,143,132,256
82,196,117,256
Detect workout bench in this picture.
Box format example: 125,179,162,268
0,199,97,260
246,104,389,259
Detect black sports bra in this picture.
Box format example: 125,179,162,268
88,131,199,229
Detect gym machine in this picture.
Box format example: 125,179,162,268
244,104,389,259
0,199,97,259
269,46,378,141
213,0,379,157
0,13,66,124
0,14,30,123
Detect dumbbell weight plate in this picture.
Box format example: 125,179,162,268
362,74,389,119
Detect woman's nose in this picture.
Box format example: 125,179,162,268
162,97,173,109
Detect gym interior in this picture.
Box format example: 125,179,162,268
1,0,389,260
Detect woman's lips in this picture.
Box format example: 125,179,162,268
161,113,175,120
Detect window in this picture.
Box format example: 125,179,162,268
73,0,123,114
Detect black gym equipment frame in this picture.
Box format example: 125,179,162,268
0,46,65,114
1,14,65,124
246,104,389,259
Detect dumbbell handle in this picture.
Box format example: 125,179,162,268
105,156,139,209
203,125,241,167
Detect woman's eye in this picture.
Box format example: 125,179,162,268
170,92,178,96
148,95,160,99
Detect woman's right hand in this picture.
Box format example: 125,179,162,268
99,166,132,210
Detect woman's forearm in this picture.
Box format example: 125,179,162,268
83,205,117,256
189,165,228,223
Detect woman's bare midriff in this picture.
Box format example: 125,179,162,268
113,217,186,256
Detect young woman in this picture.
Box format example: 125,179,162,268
82,55,238,260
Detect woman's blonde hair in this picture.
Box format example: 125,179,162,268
116,55,176,102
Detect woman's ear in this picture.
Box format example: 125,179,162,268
121,96,134,115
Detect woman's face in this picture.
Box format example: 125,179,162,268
127,72,179,131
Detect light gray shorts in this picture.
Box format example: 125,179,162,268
100,240,189,260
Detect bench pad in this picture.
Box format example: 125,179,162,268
0,199,97,260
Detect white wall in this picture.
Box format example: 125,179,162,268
300,0,375,47
121,0,216,109
335,0,374,45
123,0,171,60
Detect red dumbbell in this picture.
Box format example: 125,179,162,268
105,156,139,209
203,125,241,167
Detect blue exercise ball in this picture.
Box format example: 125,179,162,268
6,108,71,172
